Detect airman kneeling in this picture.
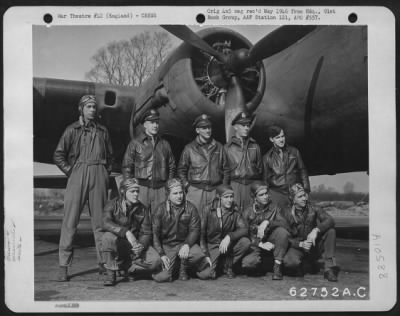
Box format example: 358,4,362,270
101,178,161,286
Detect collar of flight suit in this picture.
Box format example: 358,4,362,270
72,119,106,132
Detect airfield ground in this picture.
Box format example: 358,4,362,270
34,234,368,301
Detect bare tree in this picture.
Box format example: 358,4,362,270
85,31,172,86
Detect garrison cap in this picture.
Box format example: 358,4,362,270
231,111,255,126
142,109,160,123
193,114,212,128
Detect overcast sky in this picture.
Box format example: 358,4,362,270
33,25,369,193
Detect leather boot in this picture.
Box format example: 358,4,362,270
224,257,236,279
179,260,189,281
152,270,172,283
103,269,116,286
57,266,69,282
272,263,283,280
98,263,107,275
324,266,340,282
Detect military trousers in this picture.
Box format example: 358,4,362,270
138,185,166,212
231,181,254,212
207,237,251,274
283,228,337,272
186,185,215,218
152,244,206,282
101,232,161,274
59,163,108,267
241,227,290,271
268,189,290,209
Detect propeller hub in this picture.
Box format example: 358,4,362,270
226,48,251,73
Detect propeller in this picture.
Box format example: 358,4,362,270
224,76,246,141
161,25,317,141
160,25,227,63
248,26,317,62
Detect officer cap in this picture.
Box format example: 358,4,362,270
193,114,212,128
142,109,160,123
231,111,255,126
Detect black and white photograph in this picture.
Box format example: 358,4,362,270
4,6,396,312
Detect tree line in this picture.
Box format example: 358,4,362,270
310,182,369,203
85,31,172,86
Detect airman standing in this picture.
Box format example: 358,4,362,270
263,125,310,208
54,95,113,281
122,109,176,211
178,114,229,217
224,111,262,211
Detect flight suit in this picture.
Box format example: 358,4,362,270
54,120,113,267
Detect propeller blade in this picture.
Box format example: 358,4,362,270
161,25,226,62
224,76,246,142
249,26,316,62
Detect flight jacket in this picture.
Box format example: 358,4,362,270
53,120,113,176
121,133,176,188
270,203,334,249
224,136,262,183
262,145,310,194
152,200,200,256
178,137,229,189
200,198,248,257
242,201,281,246
102,197,152,250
